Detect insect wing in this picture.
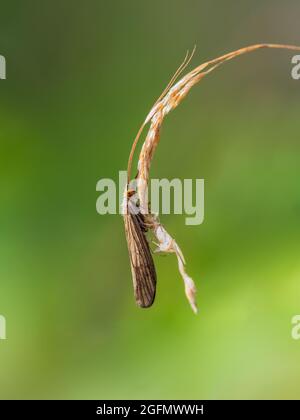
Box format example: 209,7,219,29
124,211,157,308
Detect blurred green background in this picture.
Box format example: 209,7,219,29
0,0,300,399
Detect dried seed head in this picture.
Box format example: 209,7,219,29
125,43,300,313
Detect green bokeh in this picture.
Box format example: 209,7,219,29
0,0,300,399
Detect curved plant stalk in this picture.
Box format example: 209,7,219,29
124,43,300,313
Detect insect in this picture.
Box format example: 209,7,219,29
123,190,156,308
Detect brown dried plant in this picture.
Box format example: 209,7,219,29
124,43,300,313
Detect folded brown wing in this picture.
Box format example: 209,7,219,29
124,207,157,308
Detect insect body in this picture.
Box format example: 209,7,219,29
124,195,156,308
